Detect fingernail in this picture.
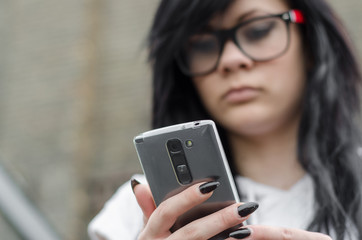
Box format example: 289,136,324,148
238,202,259,217
131,178,140,193
199,181,220,194
229,228,251,239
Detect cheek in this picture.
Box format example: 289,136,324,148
271,32,306,101
193,78,220,110
271,65,305,100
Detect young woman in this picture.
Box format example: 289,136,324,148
88,0,362,239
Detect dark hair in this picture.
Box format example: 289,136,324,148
148,0,362,239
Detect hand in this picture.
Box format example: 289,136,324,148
228,225,333,240
132,180,258,240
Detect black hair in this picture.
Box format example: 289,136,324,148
147,0,362,239
148,0,231,127
290,0,362,239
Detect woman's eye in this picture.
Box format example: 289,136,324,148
188,34,218,54
242,21,276,42
190,39,217,54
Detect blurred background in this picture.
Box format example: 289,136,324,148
0,0,361,239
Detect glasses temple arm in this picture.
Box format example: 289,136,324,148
289,9,305,24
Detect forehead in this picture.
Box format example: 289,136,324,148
209,0,290,29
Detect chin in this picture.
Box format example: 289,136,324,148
219,112,278,137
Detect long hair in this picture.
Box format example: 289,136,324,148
147,0,362,239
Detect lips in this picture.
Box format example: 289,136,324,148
223,86,261,104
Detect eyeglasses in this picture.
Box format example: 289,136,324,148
176,10,305,77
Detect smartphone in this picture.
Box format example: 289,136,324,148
134,120,240,239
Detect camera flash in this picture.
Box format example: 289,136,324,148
185,140,193,147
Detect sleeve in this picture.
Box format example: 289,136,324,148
88,174,146,240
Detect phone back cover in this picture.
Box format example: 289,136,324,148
134,121,240,230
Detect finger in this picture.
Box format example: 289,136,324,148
132,179,156,220
170,202,258,240
225,228,251,240
229,226,332,240
145,181,218,236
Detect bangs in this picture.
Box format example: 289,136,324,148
149,0,234,69
180,0,233,34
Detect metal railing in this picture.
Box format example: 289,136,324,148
0,163,61,240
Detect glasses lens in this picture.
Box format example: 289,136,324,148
236,17,288,61
181,34,220,75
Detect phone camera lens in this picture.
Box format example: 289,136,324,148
171,143,179,151
167,139,182,153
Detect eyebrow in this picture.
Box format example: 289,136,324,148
205,9,260,31
235,9,259,23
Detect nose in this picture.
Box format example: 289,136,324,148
217,40,254,74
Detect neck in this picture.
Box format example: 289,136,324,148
229,119,305,190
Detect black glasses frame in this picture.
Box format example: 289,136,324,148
176,10,303,77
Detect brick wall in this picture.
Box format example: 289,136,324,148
0,0,360,239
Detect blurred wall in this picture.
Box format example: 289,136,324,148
0,0,361,239
0,1,157,239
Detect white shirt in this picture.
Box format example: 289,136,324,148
88,174,317,240
236,175,315,229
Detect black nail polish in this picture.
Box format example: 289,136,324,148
229,228,251,239
131,178,140,193
238,202,259,217
199,181,220,194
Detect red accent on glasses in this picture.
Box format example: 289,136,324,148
290,9,305,24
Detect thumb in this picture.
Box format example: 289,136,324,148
131,179,156,220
